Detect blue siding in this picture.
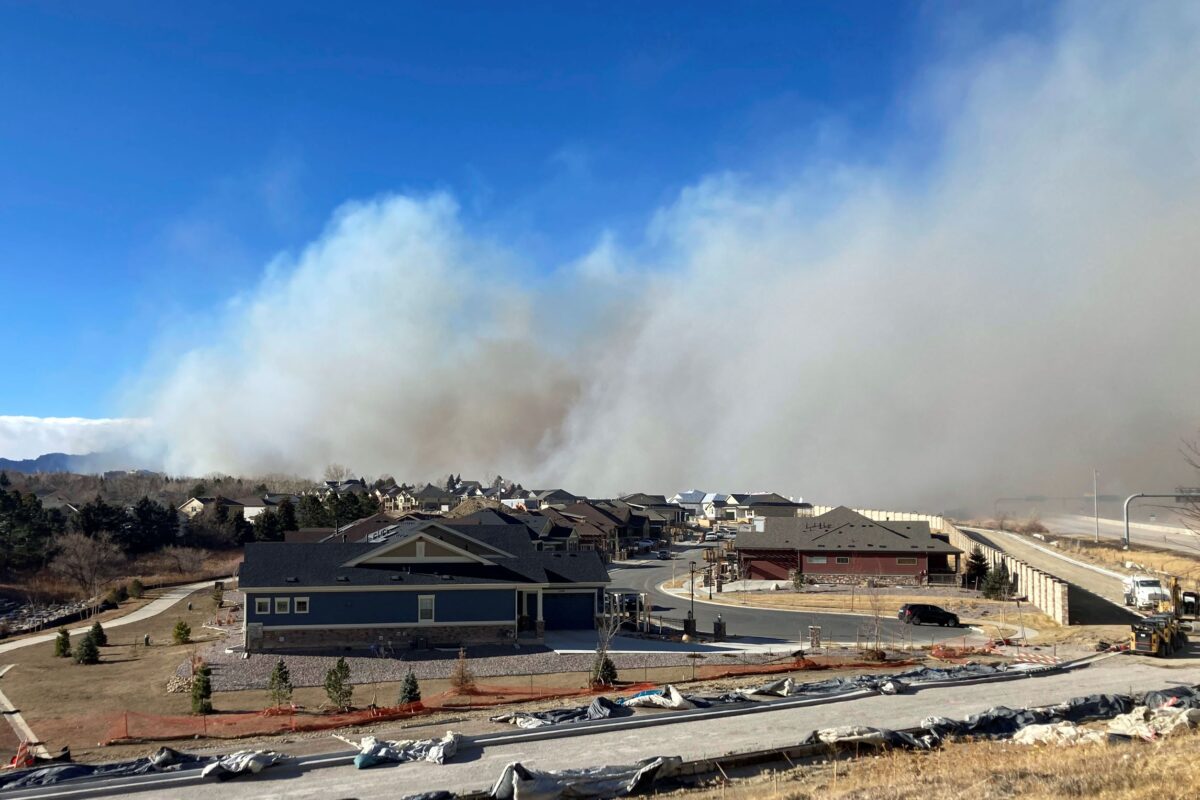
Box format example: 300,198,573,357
246,589,516,627
543,592,596,630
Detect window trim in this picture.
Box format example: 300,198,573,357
896,557,918,566
255,597,271,615
274,597,290,614
835,556,850,565
417,594,435,624
806,555,827,565
294,597,309,614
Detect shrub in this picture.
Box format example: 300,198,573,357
449,647,475,694
89,620,107,647
53,629,71,658
399,669,421,705
982,561,1014,600
965,546,990,589
73,635,100,665
128,578,145,599
268,659,293,708
211,584,224,610
324,657,353,711
104,585,127,606
192,663,213,714
173,620,192,644
592,656,618,687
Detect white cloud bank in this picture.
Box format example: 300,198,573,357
0,417,148,461
132,3,1200,508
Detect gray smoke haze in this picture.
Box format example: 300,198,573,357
137,3,1200,510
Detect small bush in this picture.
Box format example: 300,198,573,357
449,647,475,694
268,658,293,708
324,657,353,711
192,663,213,714
592,656,618,687
211,585,224,610
89,620,107,647
53,629,71,658
399,668,421,705
104,586,127,606
128,578,145,599
173,620,192,644
73,635,100,665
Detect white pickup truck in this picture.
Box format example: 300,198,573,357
1123,575,1171,609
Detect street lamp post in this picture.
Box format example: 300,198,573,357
1093,469,1100,544
688,560,696,626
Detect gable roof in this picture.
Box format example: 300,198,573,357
735,506,959,554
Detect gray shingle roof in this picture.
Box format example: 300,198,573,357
734,506,960,554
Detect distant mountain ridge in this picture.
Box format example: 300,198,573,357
0,451,150,475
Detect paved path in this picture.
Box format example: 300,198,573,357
0,580,216,656
611,545,963,647
129,656,1200,799
1045,514,1199,554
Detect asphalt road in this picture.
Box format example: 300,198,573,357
1044,514,1199,554
122,656,1200,800
962,528,1140,626
608,543,965,646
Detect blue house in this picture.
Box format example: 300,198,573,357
239,520,609,652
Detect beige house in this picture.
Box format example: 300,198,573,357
177,496,244,520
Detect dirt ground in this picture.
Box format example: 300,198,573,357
662,725,1200,800
1051,535,1200,584
0,588,224,757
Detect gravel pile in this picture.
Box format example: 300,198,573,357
185,641,792,692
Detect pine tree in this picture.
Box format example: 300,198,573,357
965,546,990,589
128,578,144,598
74,634,100,665
173,620,192,644
399,668,421,705
592,656,618,687
449,647,475,693
277,497,299,532
192,663,213,714
53,628,71,658
324,657,353,711
268,658,293,708
89,620,107,647
982,561,1012,600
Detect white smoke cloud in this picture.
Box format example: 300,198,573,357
0,417,149,461
138,3,1200,508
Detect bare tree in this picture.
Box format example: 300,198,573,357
323,463,352,483
49,532,125,607
591,593,624,686
161,545,205,575
1180,435,1200,535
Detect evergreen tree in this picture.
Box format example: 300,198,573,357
268,658,293,708
324,657,354,711
173,620,192,644
74,634,100,665
592,656,618,686
53,628,71,657
297,494,329,528
965,546,990,589
399,669,421,705
128,578,144,599
73,495,128,538
192,663,213,714
252,508,283,542
0,472,8,488
277,498,299,532
89,620,107,647
982,561,1013,600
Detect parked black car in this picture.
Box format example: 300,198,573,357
898,603,959,627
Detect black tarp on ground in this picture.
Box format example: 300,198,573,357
491,696,632,728
488,756,683,800
0,747,209,790
754,662,1012,698
1142,686,1200,709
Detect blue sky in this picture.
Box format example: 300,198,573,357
0,1,1046,420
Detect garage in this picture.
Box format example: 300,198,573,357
542,591,596,630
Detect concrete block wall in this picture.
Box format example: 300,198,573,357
945,522,1070,625
809,506,947,533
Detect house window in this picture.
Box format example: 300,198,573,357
274,597,290,614
294,597,309,614
418,595,435,623
807,555,827,564
835,556,850,564
897,557,918,565
255,598,271,615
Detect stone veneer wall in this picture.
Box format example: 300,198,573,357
253,623,519,653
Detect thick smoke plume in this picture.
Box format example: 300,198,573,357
139,4,1200,509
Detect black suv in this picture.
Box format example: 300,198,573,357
898,603,959,627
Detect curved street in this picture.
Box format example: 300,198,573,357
609,543,966,646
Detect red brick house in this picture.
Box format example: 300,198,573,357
734,506,961,584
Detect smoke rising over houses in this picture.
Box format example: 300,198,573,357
114,3,1200,508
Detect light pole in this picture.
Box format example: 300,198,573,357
688,560,696,625
1122,492,1199,549
1093,469,1100,544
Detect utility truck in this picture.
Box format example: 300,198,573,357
1123,575,1170,609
